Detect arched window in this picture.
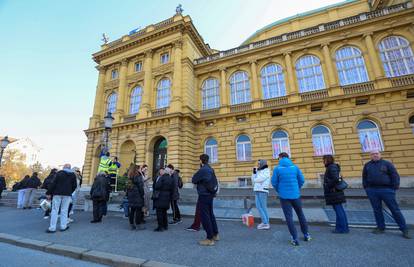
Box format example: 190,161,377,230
205,138,218,163
335,46,369,86
236,135,251,161
129,86,142,114
272,130,290,159
202,78,220,110
410,115,414,134
106,93,117,114
378,36,414,77
230,71,251,105
260,64,286,99
312,125,334,156
296,55,325,93
156,78,171,109
357,120,384,152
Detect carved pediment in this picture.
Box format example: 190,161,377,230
104,79,119,90
152,63,174,77
127,71,145,84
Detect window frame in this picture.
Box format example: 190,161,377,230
204,138,218,164
129,86,143,114
295,55,326,93
135,61,143,72
271,130,291,159
201,78,220,110
111,69,119,80
156,78,171,109
236,135,252,161
378,36,414,78
311,125,334,156
160,52,170,65
357,120,384,152
106,92,118,114
260,63,286,99
230,71,251,105
335,46,369,86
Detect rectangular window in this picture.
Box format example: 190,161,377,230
160,53,169,64
135,62,143,72
111,69,119,80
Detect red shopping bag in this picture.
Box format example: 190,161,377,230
242,213,254,228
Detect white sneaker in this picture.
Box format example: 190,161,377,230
69,211,74,216
43,216,49,219
257,223,264,230
68,218,74,223
261,224,270,230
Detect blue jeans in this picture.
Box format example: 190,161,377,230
122,198,129,217
280,198,309,241
332,204,349,233
255,191,269,224
366,188,407,231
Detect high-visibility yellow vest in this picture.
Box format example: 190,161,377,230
108,162,119,176
97,157,111,173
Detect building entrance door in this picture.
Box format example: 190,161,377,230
153,138,167,178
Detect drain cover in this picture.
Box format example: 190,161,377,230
324,209,397,227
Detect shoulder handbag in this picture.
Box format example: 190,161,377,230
335,176,348,191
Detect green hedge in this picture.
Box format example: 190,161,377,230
117,175,128,192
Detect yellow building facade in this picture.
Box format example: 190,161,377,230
84,0,414,187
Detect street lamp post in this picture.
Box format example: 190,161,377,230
102,112,114,154
0,136,10,167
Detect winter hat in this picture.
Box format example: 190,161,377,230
258,159,267,169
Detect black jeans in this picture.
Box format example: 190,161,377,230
156,208,168,229
93,199,106,221
171,200,181,221
199,195,218,240
129,206,143,225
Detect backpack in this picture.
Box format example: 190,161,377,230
205,170,219,195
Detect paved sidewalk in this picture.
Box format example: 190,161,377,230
0,242,107,267
0,206,413,267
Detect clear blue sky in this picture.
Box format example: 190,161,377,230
0,0,340,168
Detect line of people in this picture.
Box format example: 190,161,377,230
250,150,411,246
6,150,410,246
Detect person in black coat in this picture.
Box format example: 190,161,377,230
153,167,174,232
126,165,145,230
323,155,349,234
0,175,6,199
23,172,41,209
168,165,182,225
42,169,57,190
90,172,111,223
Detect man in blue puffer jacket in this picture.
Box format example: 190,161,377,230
272,152,311,246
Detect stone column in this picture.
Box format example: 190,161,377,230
219,67,229,113
114,59,128,122
322,43,341,96
89,66,107,128
321,43,337,87
364,33,383,79
250,60,262,109
138,49,153,119
284,52,300,102
170,40,183,113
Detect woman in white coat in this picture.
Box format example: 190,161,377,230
251,159,271,230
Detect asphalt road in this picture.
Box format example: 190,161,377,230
0,206,413,267
0,242,107,267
